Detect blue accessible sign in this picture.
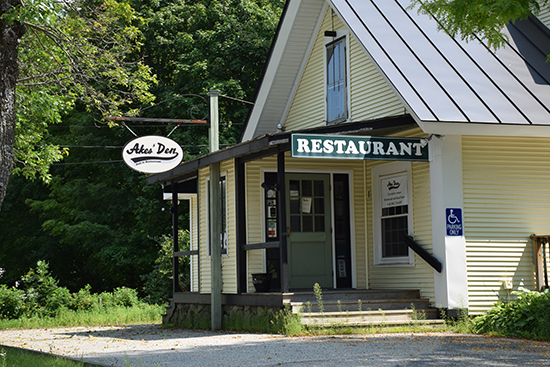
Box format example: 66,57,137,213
446,208,463,236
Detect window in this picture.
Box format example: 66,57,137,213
326,36,348,124
372,162,413,266
207,175,228,256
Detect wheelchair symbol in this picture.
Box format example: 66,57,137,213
447,209,460,224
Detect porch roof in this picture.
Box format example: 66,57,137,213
146,114,416,185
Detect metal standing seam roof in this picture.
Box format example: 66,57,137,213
331,0,550,127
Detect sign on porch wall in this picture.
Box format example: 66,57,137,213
291,134,429,162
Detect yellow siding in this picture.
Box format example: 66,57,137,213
362,128,435,303
244,159,266,292
284,7,404,132
462,136,549,313
191,194,199,292
366,159,435,304
349,35,404,120
196,160,238,294
221,160,237,294
198,167,210,293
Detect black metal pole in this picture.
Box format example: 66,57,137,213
277,150,289,293
544,237,549,290
172,182,179,294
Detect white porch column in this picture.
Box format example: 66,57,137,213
429,135,468,312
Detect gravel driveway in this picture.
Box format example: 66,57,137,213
1,324,549,366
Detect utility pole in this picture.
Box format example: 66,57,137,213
208,90,222,331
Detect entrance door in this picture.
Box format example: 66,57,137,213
287,174,332,289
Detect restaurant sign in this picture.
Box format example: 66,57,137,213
122,135,184,173
291,134,429,162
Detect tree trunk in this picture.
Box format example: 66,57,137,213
0,0,26,211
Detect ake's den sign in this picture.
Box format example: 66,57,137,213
291,134,429,162
122,136,184,173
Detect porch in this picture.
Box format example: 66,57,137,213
162,289,444,328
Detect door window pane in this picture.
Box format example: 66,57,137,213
302,180,312,196
314,198,325,214
291,216,301,232
303,216,313,232
315,216,325,232
290,198,300,214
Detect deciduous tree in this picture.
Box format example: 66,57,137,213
0,0,156,210
411,0,549,50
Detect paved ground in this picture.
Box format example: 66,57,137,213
1,324,549,366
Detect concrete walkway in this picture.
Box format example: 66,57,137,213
1,324,549,366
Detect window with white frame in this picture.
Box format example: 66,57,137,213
372,162,413,266
207,175,228,256
325,35,348,124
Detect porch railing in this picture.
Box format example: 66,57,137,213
241,242,279,251
403,234,442,273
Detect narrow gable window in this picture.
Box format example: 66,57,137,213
326,36,348,124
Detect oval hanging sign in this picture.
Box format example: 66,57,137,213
122,135,184,173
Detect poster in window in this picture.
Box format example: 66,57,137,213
267,220,277,238
381,175,408,208
301,197,312,213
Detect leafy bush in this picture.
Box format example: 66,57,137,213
67,285,98,312
112,287,139,307
18,260,62,314
473,288,550,340
0,286,25,319
141,230,190,305
0,261,155,322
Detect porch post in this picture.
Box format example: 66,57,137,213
209,90,222,330
430,135,468,315
277,150,289,293
171,181,179,294
235,157,247,293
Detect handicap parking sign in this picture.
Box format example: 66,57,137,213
446,208,463,236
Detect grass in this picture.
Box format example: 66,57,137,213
0,303,164,330
0,346,87,367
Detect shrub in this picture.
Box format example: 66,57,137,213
112,287,139,307
142,230,190,305
67,285,99,312
473,288,550,340
0,286,25,319
18,260,60,313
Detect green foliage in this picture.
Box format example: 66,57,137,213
112,287,140,307
141,230,190,305
410,0,549,51
0,346,85,367
0,286,26,320
0,261,161,324
313,282,324,314
132,0,283,150
271,305,304,336
472,288,550,340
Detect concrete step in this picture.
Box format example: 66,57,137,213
288,299,432,313
283,289,421,303
299,309,444,328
